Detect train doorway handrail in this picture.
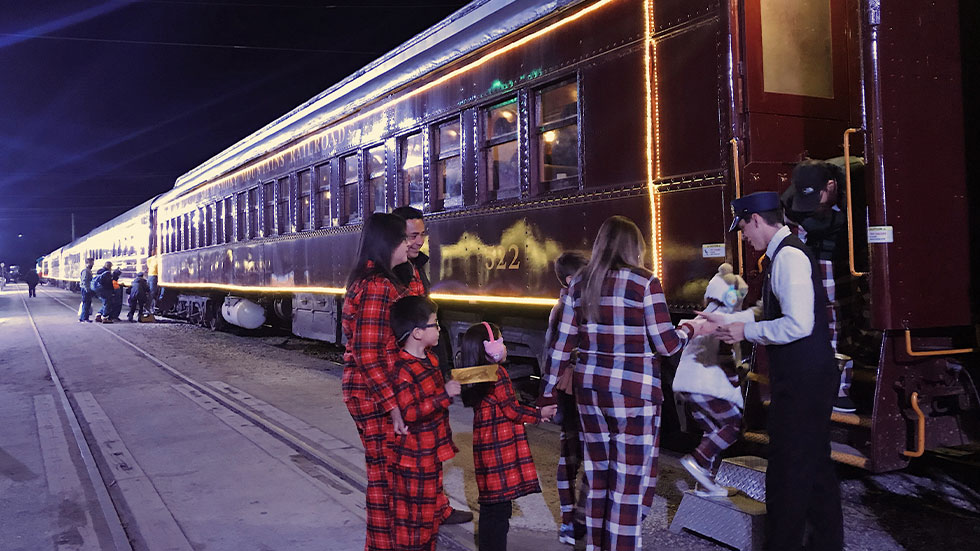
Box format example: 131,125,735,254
843,128,868,277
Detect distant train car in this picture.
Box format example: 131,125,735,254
43,0,976,472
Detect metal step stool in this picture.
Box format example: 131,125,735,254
716,455,768,502
668,456,768,550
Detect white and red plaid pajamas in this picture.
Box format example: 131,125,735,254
675,391,743,472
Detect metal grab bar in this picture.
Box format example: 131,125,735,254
843,128,868,277
730,138,745,276
904,329,975,357
902,392,926,458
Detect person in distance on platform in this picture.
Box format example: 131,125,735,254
547,215,710,551
107,268,124,321
388,295,460,551
342,212,425,551
78,258,95,322
459,321,556,551
391,205,474,526
92,261,113,323
127,272,150,322
537,251,589,545
23,268,39,297
700,192,843,551
674,263,748,498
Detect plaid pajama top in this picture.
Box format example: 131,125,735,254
546,267,689,404
473,365,543,504
342,266,425,411
391,349,457,469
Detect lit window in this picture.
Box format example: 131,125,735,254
248,187,259,239
536,80,579,191
263,182,276,236
297,169,312,231
277,177,291,234
236,192,247,241
366,145,386,214
315,162,332,228
213,202,222,245
434,119,462,210
484,99,520,200
341,154,360,224
399,133,424,209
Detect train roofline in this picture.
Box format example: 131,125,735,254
170,0,585,197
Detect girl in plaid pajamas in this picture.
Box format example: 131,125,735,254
343,213,426,551
546,216,705,551
460,322,557,551
673,263,748,497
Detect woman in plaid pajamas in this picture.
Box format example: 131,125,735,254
460,322,557,551
545,216,705,551
343,213,426,551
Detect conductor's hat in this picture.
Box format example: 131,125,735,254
729,191,780,232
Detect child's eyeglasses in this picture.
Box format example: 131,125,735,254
422,323,440,330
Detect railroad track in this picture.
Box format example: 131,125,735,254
29,290,476,551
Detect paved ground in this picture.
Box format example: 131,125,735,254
1,283,978,550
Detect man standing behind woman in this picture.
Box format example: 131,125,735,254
546,216,707,551
342,213,425,551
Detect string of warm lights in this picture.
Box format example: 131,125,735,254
643,0,663,281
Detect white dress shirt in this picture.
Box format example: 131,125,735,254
725,225,815,345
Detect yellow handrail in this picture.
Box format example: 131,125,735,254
843,128,868,277
902,392,926,458
730,138,744,276
903,329,975,357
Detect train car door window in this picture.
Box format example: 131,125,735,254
263,182,276,236
399,133,424,210
484,99,520,201
236,192,247,241
366,145,386,214
212,202,221,246
341,154,360,224
536,80,579,192
204,204,217,246
298,169,312,231
223,197,234,242
277,177,291,234
434,119,462,210
315,162,331,228
248,187,259,239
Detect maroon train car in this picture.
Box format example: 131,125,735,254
67,0,973,472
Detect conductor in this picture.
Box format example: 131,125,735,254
700,191,843,550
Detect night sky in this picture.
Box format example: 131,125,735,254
0,0,469,269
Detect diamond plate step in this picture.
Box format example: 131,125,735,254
716,455,767,503
669,491,766,551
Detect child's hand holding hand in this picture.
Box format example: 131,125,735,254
445,380,461,397
540,404,558,421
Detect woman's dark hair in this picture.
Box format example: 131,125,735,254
346,213,407,288
459,322,499,408
554,251,588,287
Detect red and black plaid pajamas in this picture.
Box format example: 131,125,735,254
548,267,689,551
390,349,456,551
342,266,425,551
472,365,543,504
676,392,743,472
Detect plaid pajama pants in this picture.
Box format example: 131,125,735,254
390,464,450,551
577,390,661,551
675,392,742,472
557,392,584,527
346,397,395,551
820,260,852,396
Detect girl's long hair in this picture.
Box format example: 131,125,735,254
579,216,646,322
459,322,500,408
346,213,407,289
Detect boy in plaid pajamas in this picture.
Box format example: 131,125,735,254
674,263,748,497
389,296,460,551
782,159,855,413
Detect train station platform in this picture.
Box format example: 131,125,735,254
2,283,977,551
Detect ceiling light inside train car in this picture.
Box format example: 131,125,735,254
183,0,621,197
543,130,557,143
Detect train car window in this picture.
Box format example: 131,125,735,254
298,169,312,231
248,187,259,239
204,204,217,246
196,209,205,249
536,80,579,192
434,119,462,210
183,213,191,251
212,202,221,246
399,133,424,210
484,99,520,201
236,192,247,241
341,154,360,224
277,177,291,234
315,162,331,228
366,146,386,214
263,181,276,236
223,197,234,242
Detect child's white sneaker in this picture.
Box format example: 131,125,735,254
680,454,725,495
558,523,575,545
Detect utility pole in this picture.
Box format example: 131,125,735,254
71,212,76,242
